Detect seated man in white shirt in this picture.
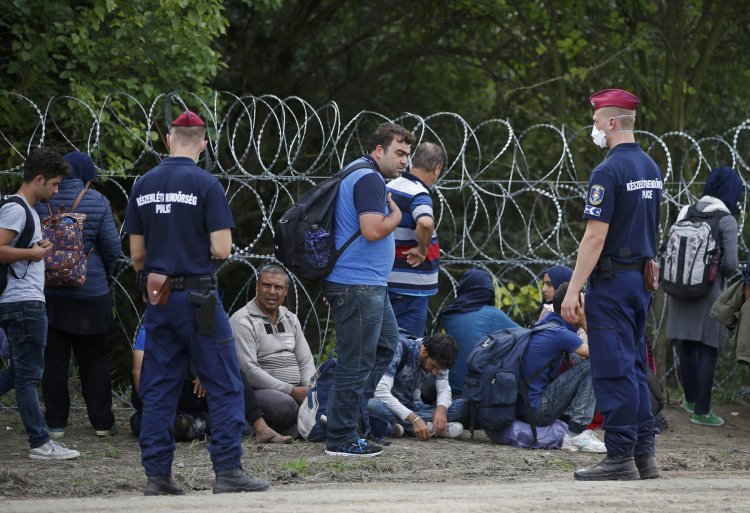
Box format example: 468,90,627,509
368,334,468,440
230,264,316,435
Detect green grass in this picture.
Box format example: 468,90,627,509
103,442,121,459
281,457,308,476
546,459,572,470
325,461,346,473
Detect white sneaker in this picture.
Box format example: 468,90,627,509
561,432,578,452
571,429,606,453
29,440,80,460
391,423,405,438
426,421,464,439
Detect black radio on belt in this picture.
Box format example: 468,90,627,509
596,256,613,279
136,269,148,293
189,290,217,335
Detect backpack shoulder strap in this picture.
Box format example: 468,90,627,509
333,160,378,257
70,181,91,213
0,196,35,280
338,160,377,179
1,196,35,249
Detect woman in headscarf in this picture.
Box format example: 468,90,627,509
437,268,517,395
35,151,122,438
538,265,573,321
667,166,742,427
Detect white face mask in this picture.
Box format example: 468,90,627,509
590,114,636,148
590,124,608,148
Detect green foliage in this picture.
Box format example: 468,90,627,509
215,0,750,136
498,280,542,325
1,0,228,171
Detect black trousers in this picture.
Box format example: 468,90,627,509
42,324,115,430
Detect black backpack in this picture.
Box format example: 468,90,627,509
463,323,559,441
274,161,374,280
0,196,35,295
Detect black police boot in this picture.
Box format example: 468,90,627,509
144,475,185,496
573,456,640,481
213,468,270,494
635,455,661,479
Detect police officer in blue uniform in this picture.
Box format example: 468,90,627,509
561,89,663,481
124,110,269,495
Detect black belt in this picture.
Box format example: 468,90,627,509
610,261,645,272
170,274,217,290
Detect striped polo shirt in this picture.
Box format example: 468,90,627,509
386,173,440,296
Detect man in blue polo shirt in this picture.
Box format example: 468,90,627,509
562,89,663,480
323,122,415,457
124,110,269,495
522,283,604,453
387,141,445,337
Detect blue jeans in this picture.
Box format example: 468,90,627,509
322,282,398,447
368,397,469,437
532,359,596,433
389,293,430,337
0,301,50,448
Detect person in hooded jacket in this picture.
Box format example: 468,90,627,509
35,151,121,438
438,268,518,395
667,166,741,427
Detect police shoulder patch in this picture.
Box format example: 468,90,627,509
588,184,605,205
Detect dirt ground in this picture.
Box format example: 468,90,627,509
1,397,750,511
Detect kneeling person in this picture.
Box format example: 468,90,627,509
369,334,468,440
521,282,605,453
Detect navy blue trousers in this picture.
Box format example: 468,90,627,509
389,293,430,338
139,289,245,476
586,269,656,459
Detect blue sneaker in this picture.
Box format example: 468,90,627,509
325,438,383,457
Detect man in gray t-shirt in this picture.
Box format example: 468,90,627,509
0,147,79,460
0,197,45,304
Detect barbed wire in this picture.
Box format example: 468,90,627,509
1,91,749,397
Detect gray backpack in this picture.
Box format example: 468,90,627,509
660,206,728,299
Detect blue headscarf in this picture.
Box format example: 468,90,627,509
543,265,573,290
63,151,98,182
704,166,742,215
439,268,495,317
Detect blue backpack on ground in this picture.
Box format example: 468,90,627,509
462,323,558,442
274,161,373,281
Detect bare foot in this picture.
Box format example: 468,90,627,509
255,427,292,444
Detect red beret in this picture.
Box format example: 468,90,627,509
589,89,640,111
172,110,206,127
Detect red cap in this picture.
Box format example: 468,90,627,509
172,110,206,127
589,89,640,110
